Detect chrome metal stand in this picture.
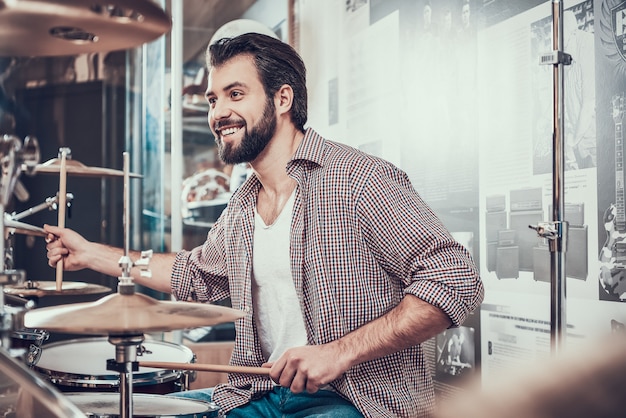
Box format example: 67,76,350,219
532,0,571,354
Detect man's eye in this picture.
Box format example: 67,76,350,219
207,97,216,105
231,91,242,98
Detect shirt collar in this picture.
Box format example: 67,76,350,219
288,127,325,169
230,127,325,205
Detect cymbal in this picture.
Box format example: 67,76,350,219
4,281,111,297
24,292,245,334
4,219,47,237
33,158,142,178
0,0,172,57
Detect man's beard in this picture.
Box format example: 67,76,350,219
217,97,276,165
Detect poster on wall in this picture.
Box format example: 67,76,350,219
596,0,626,303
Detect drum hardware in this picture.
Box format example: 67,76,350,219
0,135,40,208
0,0,172,57
0,134,40,363
10,328,49,367
8,192,74,222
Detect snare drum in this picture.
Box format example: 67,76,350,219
34,337,196,394
65,393,221,417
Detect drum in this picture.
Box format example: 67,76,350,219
10,329,49,367
34,337,196,394
65,393,221,417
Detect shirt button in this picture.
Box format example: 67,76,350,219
246,350,253,357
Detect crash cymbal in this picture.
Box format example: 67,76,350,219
24,292,245,334
0,0,172,57
4,281,111,297
4,219,47,237
33,158,142,178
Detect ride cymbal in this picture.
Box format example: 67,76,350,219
24,292,245,334
33,158,142,178
0,0,172,57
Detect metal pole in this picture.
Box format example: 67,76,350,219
550,0,568,354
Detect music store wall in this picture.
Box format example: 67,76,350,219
292,0,626,399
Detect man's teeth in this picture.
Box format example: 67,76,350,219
221,127,239,136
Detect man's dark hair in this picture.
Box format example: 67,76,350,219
207,33,308,132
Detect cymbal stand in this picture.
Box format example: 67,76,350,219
106,151,152,418
530,0,571,354
0,135,39,359
8,192,74,221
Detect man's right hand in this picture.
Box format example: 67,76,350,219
44,224,90,271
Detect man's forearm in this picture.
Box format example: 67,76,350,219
332,294,452,368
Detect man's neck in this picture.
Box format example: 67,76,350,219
251,125,304,195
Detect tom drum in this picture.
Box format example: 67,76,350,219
34,337,196,394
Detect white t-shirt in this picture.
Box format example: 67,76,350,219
252,190,307,362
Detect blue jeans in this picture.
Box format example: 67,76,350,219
172,386,363,417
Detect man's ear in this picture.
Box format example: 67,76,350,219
275,84,294,116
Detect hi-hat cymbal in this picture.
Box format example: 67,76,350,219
33,158,142,178
0,0,172,57
4,281,111,297
24,292,245,334
4,219,47,237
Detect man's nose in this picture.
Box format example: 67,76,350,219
211,99,231,121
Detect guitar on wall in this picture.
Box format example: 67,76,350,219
600,93,626,301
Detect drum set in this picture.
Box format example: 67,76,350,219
0,2,256,417
0,147,247,418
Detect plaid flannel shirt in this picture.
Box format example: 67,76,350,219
171,128,484,417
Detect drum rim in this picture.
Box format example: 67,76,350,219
64,392,221,417
34,337,195,388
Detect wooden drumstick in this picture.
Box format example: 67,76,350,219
55,149,68,291
138,361,271,376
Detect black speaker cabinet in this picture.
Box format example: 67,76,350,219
486,211,507,243
510,187,542,212
532,225,588,281
509,210,544,271
496,246,519,279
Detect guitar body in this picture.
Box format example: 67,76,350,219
600,94,626,301
599,204,626,299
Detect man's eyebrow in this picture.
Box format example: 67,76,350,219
205,81,248,98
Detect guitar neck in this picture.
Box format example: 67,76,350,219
616,117,625,230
